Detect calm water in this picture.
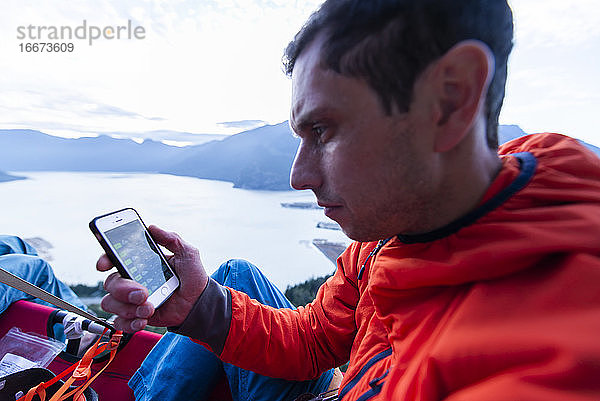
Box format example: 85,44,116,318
0,172,350,290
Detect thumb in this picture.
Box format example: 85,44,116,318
147,225,185,255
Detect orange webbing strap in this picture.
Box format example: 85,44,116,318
58,331,122,401
17,329,123,401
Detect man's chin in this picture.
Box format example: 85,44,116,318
325,209,393,242
336,221,391,243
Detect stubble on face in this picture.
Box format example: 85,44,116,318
290,35,443,242
336,121,441,242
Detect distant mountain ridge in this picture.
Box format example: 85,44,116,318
0,129,184,172
497,125,527,143
0,125,298,190
1,125,598,190
161,122,300,190
106,130,227,146
0,170,25,183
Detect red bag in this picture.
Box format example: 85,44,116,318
0,301,232,400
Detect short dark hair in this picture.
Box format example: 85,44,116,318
283,0,513,149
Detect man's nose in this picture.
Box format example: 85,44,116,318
290,142,322,191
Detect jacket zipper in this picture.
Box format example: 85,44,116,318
357,238,392,280
338,348,392,400
355,369,389,401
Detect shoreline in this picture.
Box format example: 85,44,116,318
21,235,348,301
311,239,348,264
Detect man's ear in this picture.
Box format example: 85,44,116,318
430,40,494,153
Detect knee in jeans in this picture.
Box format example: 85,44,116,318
0,236,35,256
213,259,261,287
27,257,54,285
0,254,54,285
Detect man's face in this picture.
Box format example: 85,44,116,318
290,36,440,242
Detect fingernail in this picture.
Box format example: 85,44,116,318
136,305,152,318
129,290,145,304
132,319,145,331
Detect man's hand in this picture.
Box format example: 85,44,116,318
97,225,209,333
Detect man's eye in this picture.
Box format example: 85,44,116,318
312,126,325,136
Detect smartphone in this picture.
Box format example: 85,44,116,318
89,208,179,308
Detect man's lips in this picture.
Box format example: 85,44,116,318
317,201,342,209
317,202,343,217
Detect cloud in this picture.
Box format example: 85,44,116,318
87,104,165,121
512,0,600,48
0,120,100,138
218,120,267,130
0,0,324,138
3,0,596,146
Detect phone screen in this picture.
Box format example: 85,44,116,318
104,219,173,293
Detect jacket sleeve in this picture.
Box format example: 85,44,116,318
173,243,362,380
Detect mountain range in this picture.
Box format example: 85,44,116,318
0,122,299,190
0,124,598,190
105,130,227,146
161,122,300,190
0,171,25,183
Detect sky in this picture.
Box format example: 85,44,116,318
1,0,599,146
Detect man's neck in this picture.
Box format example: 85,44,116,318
406,133,503,236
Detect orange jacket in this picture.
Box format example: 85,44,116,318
178,133,600,400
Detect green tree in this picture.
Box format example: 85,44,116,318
285,275,332,307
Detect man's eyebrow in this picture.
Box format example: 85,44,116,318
291,106,336,133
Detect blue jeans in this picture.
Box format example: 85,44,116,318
129,259,334,401
0,235,87,314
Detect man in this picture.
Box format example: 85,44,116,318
99,0,600,399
